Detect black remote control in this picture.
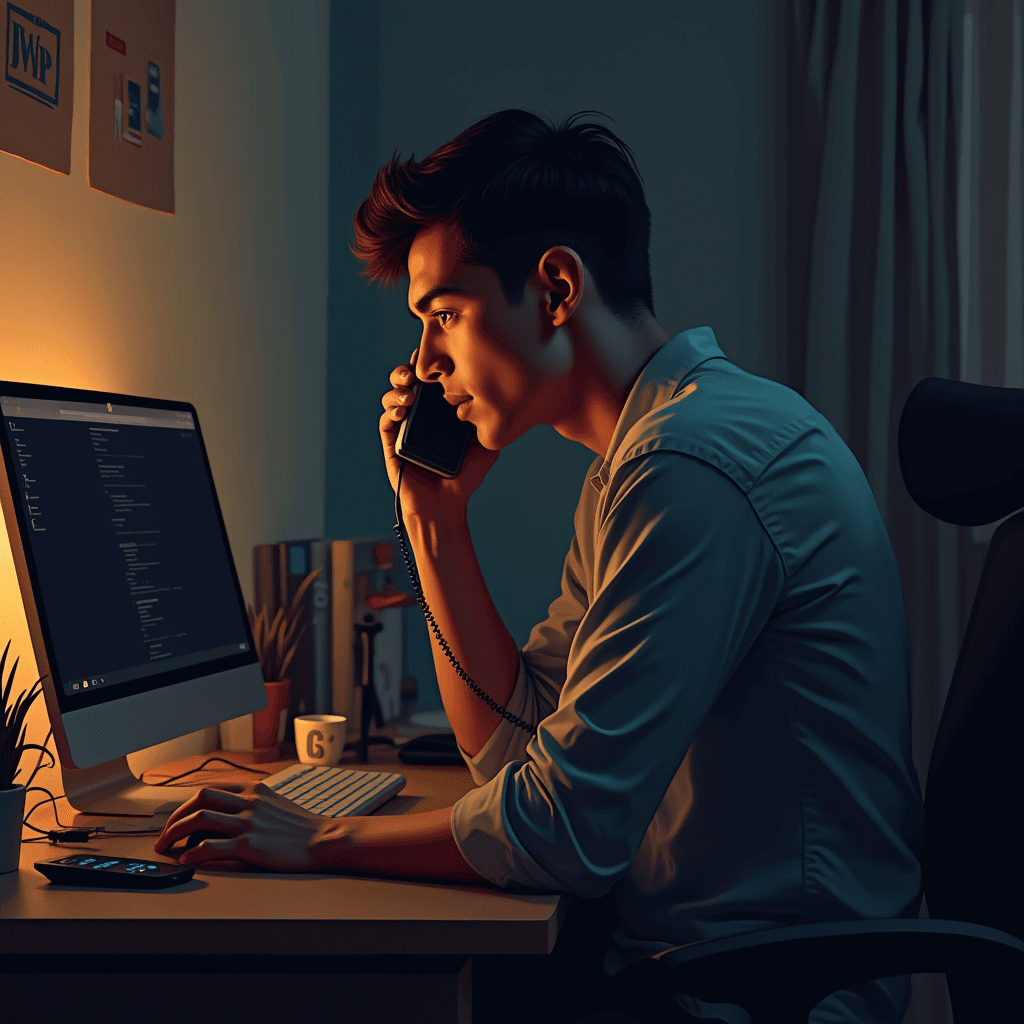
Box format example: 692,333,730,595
35,853,194,889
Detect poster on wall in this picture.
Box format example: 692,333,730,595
0,0,74,174
89,0,174,213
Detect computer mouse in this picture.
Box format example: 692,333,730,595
398,733,463,765
182,829,225,851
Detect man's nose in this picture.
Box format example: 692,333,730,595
416,335,449,381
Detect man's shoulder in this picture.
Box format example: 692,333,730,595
611,358,837,494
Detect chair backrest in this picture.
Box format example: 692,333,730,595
898,377,1024,942
921,513,1024,940
898,376,1024,527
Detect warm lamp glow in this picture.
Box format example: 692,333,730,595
0,520,38,686
1,336,114,393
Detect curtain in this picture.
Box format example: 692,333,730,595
785,1,1022,1021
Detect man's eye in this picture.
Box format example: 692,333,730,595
434,311,454,326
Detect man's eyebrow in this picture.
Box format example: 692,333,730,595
409,286,473,316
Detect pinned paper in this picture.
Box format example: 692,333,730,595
88,0,174,212
0,0,75,174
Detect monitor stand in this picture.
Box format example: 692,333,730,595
61,754,202,821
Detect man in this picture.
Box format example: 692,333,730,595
155,110,923,1024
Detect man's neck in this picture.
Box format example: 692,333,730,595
553,312,671,458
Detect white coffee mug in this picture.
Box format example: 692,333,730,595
294,714,347,767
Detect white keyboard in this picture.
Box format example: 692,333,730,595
260,764,406,817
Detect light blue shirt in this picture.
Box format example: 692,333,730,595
450,327,923,1022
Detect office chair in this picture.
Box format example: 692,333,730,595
610,378,1024,1023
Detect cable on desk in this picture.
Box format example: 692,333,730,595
142,756,272,786
21,739,273,844
22,787,74,840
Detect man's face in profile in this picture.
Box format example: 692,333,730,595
406,221,574,451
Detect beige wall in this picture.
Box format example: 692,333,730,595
0,0,328,779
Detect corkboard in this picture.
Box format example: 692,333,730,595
88,0,174,213
0,0,74,174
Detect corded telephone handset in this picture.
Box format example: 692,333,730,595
394,379,475,478
393,381,537,736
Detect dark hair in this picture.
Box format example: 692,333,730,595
351,109,654,322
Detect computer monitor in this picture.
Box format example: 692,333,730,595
0,381,267,819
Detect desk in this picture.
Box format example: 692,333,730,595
1,743,567,1023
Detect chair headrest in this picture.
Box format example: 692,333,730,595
898,377,1024,526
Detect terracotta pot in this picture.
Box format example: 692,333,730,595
219,680,290,763
251,680,290,761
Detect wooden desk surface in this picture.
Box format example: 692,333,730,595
2,744,565,957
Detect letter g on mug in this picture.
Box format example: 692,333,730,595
307,729,324,759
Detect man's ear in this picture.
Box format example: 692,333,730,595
538,247,584,327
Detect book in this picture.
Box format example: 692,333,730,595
250,537,411,739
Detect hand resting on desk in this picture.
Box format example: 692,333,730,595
152,781,332,872
152,781,484,883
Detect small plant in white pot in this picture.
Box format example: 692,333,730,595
0,640,49,874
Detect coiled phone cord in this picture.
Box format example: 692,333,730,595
393,459,538,737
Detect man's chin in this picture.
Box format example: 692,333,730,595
475,434,501,452
473,419,508,452
471,408,521,451
467,413,496,451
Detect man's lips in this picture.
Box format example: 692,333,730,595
443,394,471,406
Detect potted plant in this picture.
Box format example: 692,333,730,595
0,640,49,874
219,568,320,760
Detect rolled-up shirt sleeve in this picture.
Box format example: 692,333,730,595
459,530,588,787
451,451,785,896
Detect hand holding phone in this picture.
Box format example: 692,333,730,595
379,349,499,519
396,377,476,478
379,353,537,740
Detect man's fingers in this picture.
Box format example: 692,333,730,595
154,797,247,853
155,785,250,850
380,408,402,442
169,808,246,852
177,829,244,865
212,781,250,794
381,387,412,413
158,793,198,836
390,365,415,389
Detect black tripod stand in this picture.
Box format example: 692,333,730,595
352,617,395,763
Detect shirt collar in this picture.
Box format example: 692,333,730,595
589,326,727,493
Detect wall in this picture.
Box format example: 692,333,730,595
327,0,780,706
0,0,329,781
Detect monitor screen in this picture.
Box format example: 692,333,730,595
0,389,257,717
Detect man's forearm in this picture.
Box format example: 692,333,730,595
312,806,485,883
404,510,520,756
